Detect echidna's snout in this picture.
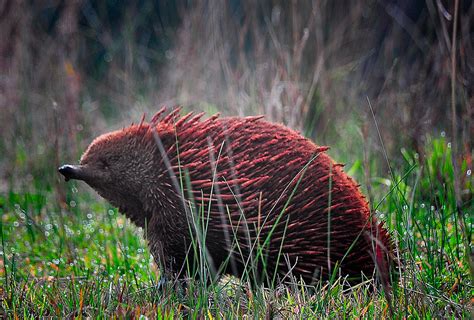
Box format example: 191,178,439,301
58,164,84,182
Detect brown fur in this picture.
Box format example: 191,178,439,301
60,108,393,285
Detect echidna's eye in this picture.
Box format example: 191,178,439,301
100,158,109,169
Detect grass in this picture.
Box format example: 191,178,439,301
0,136,472,318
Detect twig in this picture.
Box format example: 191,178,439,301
450,0,474,282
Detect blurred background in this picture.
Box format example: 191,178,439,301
0,0,472,193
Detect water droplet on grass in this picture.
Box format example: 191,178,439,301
467,169,472,176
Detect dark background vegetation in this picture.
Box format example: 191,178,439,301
1,0,472,193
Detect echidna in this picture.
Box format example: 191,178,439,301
59,108,393,285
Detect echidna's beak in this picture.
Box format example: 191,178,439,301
58,164,84,182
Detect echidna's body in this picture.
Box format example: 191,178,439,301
59,108,392,285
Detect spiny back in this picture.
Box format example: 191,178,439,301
140,108,392,283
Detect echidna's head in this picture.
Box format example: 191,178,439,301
59,126,158,226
